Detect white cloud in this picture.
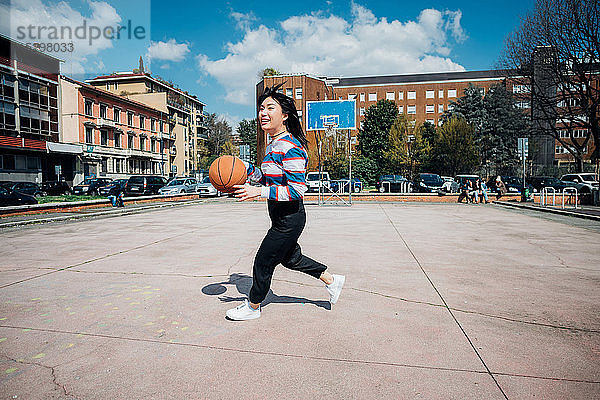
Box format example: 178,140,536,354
146,39,190,62
1,0,122,74
197,3,467,106
230,11,258,31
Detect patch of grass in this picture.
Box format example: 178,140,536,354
37,195,105,204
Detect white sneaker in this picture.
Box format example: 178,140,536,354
226,300,261,321
326,274,345,305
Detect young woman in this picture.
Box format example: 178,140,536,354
226,84,345,321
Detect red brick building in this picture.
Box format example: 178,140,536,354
259,70,597,172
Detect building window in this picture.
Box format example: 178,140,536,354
360,93,365,102
113,107,120,123
115,82,118,90
106,83,110,90
426,105,434,113
438,104,444,113
438,90,444,98
407,91,416,100
407,105,416,114
426,119,435,124
151,138,156,153
398,105,404,114
139,115,145,129
285,88,292,97
295,88,302,99
386,92,394,100
359,107,365,116
426,90,434,99
127,112,134,126
159,120,164,133
84,99,93,116
115,132,121,148
85,126,93,143
114,158,120,173
151,119,155,132
348,94,357,100
448,89,457,98
516,101,530,109
128,135,134,149
513,84,531,94
398,91,404,100
140,136,145,151
100,129,108,146
99,104,107,119
368,93,377,101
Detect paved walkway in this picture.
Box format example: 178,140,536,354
0,201,598,399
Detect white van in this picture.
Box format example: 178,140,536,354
306,172,331,192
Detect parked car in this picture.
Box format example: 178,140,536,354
413,173,445,193
98,179,128,196
72,178,112,195
158,177,199,195
375,175,411,193
41,181,71,196
124,175,167,196
305,171,331,192
560,173,598,192
441,176,459,193
0,185,38,206
487,176,533,194
1,182,43,197
527,176,585,193
196,176,221,197
330,178,362,193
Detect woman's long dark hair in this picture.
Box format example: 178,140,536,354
258,83,309,149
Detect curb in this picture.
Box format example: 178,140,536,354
0,199,203,229
493,201,600,222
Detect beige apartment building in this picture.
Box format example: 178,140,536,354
59,76,168,183
87,71,208,177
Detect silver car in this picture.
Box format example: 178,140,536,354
158,177,198,195
196,176,221,197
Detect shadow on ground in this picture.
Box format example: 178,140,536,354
202,273,331,310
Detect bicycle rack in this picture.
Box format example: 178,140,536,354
562,187,578,209
541,187,556,207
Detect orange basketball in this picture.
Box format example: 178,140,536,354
209,155,247,193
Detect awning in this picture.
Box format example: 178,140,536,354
47,142,83,154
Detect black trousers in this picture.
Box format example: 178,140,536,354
248,200,328,304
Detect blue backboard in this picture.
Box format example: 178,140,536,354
306,100,356,131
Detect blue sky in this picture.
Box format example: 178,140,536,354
3,0,536,128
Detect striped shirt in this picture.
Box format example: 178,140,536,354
244,133,308,201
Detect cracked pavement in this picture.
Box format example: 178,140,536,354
0,201,599,399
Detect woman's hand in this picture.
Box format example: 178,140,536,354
233,184,262,201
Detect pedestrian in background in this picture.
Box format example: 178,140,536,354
495,176,507,200
479,179,489,204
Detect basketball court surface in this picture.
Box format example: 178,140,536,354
0,201,598,399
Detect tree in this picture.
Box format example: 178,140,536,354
260,67,281,78
206,113,233,156
357,99,398,171
501,0,600,172
431,118,479,176
237,118,258,164
221,140,239,156
352,156,379,185
444,83,529,176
